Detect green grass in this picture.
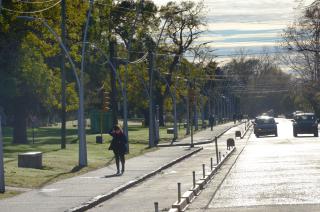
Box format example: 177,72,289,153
0,123,189,195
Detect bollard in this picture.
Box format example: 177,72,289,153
154,202,159,212
210,158,213,170
178,183,181,203
193,171,196,188
215,137,219,164
202,164,205,178
219,152,221,162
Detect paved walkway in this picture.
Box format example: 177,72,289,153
0,122,243,212
159,122,240,147
90,124,248,212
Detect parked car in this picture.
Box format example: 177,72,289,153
292,110,304,118
292,113,319,137
253,116,278,137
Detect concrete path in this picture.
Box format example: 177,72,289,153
89,124,248,212
0,122,242,212
159,122,240,147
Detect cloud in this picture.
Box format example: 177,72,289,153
152,0,314,56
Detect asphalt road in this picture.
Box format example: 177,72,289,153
188,118,320,212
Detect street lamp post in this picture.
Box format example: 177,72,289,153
0,115,5,193
148,51,155,147
77,0,94,167
173,79,178,140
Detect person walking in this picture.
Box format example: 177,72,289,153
108,125,128,175
233,113,237,124
209,114,215,131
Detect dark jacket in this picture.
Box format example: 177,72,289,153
209,116,215,125
108,130,128,155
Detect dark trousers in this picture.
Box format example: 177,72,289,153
114,153,125,172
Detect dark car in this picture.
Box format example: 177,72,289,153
253,116,278,137
292,113,319,137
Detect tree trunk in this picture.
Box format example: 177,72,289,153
13,97,28,144
142,109,149,127
155,92,165,127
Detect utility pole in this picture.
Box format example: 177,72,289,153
173,80,178,140
315,30,320,81
60,0,67,149
148,51,155,147
194,88,198,131
0,116,5,193
109,38,118,125
189,86,194,148
123,0,144,139
186,82,190,135
155,105,160,144
0,0,2,15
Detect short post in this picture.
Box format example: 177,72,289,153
215,137,219,164
210,158,213,170
192,171,196,188
0,116,4,193
219,152,221,162
202,164,205,178
178,183,181,203
154,202,159,212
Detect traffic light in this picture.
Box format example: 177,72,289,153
102,91,110,112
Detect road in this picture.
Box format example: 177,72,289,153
188,118,320,212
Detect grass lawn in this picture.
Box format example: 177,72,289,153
0,123,188,198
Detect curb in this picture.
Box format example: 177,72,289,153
66,147,203,212
202,128,253,210
158,123,243,147
168,147,236,212
241,122,252,139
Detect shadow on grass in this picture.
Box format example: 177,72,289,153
70,165,86,173
38,165,87,188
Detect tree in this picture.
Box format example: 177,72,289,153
223,52,292,116
156,0,205,125
0,1,87,144
282,1,320,115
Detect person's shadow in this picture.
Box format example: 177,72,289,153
101,157,120,178
103,173,122,178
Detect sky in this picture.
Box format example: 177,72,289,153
153,0,314,60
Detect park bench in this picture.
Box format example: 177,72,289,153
18,152,42,169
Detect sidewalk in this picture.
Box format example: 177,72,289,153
89,124,249,212
159,122,239,147
0,122,241,212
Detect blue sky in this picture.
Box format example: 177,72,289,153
153,0,314,59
